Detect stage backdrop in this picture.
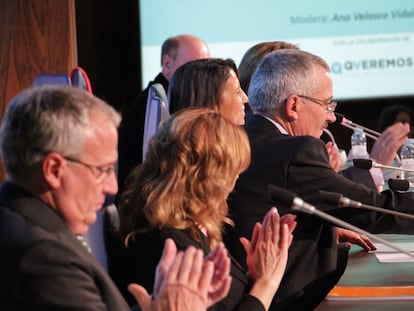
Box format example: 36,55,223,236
139,0,414,101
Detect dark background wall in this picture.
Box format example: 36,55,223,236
75,0,141,114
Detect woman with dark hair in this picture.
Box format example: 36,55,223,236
168,58,248,126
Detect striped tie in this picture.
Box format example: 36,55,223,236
76,235,92,253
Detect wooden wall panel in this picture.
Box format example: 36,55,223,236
0,0,77,181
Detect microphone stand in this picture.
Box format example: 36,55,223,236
340,122,380,140
335,113,402,164
335,113,381,140
292,197,414,259
268,185,414,259
353,159,414,174
319,190,414,221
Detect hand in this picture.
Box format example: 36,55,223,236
204,242,232,306
336,228,377,252
128,238,177,311
128,239,229,311
239,208,296,309
240,208,296,282
326,142,341,172
370,122,410,166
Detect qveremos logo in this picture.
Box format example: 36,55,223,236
331,57,413,74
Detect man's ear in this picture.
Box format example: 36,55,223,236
285,94,300,121
42,152,65,189
162,54,174,71
161,54,174,79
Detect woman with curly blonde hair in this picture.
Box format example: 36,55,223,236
120,107,250,247
115,108,296,311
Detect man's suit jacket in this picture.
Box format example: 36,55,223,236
0,182,130,310
117,73,169,197
225,114,414,310
110,226,265,311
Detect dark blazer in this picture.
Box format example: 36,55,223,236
117,73,169,198
225,114,414,310
110,226,265,311
0,182,130,311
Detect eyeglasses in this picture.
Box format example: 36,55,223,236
298,95,337,113
64,156,115,183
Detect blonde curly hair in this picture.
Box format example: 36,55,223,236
119,107,250,247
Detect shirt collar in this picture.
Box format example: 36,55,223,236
254,111,289,135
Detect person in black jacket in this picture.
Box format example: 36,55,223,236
117,34,209,198
236,40,385,250
117,107,297,310
0,86,230,311
225,49,414,311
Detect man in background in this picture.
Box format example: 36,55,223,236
117,34,210,197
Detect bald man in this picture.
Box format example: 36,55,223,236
117,34,210,198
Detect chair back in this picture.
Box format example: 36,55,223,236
33,74,71,86
83,209,108,270
70,67,92,93
33,67,92,94
142,83,170,160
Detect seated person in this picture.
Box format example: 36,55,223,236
377,104,413,137
226,49,414,310
237,41,377,251
377,104,414,181
168,58,248,126
116,107,297,310
107,58,250,302
0,86,230,311
238,40,408,174
117,34,210,200
238,40,299,118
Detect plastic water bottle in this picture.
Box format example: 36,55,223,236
349,127,369,160
400,138,414,189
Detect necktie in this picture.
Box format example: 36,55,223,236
76,235,92,253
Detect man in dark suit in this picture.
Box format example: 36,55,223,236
117,34,210,197
225,49,414,310
0,86,230,310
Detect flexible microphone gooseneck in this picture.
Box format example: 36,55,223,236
318,190,414,221
323,128,337,146
334,113,381,140
334,113,404,165
268,184,414,259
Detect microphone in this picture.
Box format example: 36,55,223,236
353,158,414,173
318,190,414,220
268,184,414,258
388,178,410,191
335,113,381,140
335,113,402,165
268,185,316,214
353,158,411,190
